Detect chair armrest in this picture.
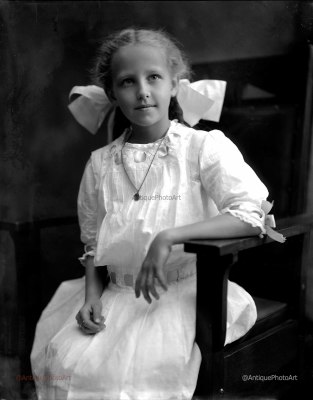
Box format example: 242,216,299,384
183,214,313,351
184,214,313,258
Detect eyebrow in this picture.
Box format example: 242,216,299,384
115,68,164,80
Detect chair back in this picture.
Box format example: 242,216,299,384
193,44,313,218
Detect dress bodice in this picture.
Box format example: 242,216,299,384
78,120,268,274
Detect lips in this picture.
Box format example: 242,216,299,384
135,104,156,110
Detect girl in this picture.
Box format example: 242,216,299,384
31,28,284,400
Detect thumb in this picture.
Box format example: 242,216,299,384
92,302,103,323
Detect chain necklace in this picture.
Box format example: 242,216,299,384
120,128,167,201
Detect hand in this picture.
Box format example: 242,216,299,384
135,231,172,304
75,299,106,334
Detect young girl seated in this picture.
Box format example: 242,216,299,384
31,27,284,400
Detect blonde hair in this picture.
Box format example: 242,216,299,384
91,27,192,134
92,27,191,96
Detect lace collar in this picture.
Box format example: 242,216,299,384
106,120,184,159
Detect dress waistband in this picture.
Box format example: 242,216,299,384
108,263,196,288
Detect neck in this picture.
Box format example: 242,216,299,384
128,119,171,144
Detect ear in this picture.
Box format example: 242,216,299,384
106,88,116,103
170,76,179,97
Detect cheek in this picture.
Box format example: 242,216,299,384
115,92,132,108
160,90,172,107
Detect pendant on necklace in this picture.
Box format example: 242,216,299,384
133,193,140,201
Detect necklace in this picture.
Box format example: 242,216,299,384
121,128,167,201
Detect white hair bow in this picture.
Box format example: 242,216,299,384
261,200,286,243
68,79,226,141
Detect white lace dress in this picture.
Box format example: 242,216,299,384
31,120,269,400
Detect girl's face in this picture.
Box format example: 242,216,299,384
111,44,178,136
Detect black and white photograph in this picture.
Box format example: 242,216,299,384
1,1,313,399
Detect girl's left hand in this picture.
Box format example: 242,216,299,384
135,231,172,303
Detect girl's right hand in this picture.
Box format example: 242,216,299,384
75,299,106,334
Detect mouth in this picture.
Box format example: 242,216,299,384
134,105,156,110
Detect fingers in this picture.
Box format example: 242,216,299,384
141,269,153,304
135,272,142,299
91,302,104,325
147,270,160,301
135,268,152,303
78,321,97,335
135,266,167,304
76,305,105,334
76,312,93,334
79,318,102,334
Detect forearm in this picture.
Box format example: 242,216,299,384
136,213,261,303
84,257,104,301
163,213,261,246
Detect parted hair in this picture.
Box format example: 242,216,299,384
91,27,192,136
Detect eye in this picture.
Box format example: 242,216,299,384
120,78,134,87
149,74,162,81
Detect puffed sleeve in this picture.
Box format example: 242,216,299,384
77,159,99,264
199,130,270,235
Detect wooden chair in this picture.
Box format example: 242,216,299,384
189,43,313,398
188,215,313,399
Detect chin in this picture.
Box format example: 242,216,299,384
132,118,161,127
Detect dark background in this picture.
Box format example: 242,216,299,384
1,0,312,221
1,1,313,397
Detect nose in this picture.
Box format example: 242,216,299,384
137,80,150,100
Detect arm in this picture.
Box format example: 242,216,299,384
135,214,260,303
76,158,106,334
162,213,261,244
76,256,106,334
85,256,104,302
135,130,269,303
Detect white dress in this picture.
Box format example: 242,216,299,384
31,120,269,400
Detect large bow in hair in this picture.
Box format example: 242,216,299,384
177,79,226,125
68,80,227,140
68,86,114,135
